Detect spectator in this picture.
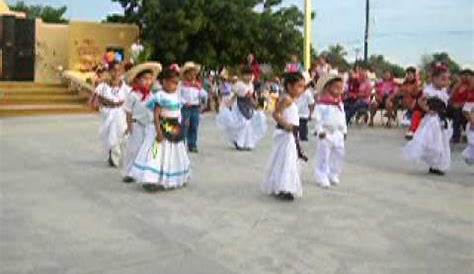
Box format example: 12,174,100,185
370,70,399,127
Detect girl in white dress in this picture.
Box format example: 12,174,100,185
403,64,453,175
96,63,130,167
216,67,267,151
262,72,308,201
462,106,474,165
131,68,191,191
122,63,162,183
313,74,347,188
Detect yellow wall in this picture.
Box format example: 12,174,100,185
35,20,69,83
68,21,139,71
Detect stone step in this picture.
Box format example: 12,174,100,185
0,104,95,117
1,94,89,105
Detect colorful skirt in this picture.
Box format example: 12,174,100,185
131,125,191,187
403,114,452,171
216,104,267,150
261,129,303,197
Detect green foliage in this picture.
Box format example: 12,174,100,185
136,43,154,64
111,0,305,68
9,1,68,24
420,52,462,75
320,44,350,72
366,55,405,78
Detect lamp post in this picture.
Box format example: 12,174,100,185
304,0,312,71
364,0,370,62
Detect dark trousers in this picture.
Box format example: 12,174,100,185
181,106,201,150
345,100,369,124
299,118,309,141
450,106,467,142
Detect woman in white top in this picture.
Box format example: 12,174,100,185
262,72,308,201
96,63,130,167
403,64,453,175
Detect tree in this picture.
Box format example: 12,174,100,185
110,0,305,69
366,55,405,78
420,52,462,75
320,44,350,72
9,1,68,24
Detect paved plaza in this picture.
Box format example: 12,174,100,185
1,114,473,274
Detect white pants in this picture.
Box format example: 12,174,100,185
122,122,147,177
315,131,345,186
100,108,127,166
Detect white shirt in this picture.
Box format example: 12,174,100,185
296,89,315,119
314,101,347,135
96,82,130,112
180,83,208,106
423,84,449,105
123,91,154,125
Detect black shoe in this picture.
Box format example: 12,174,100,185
122,176,135,183
429,168,445,176
107,151,117,168
189,147,199,153
277,192,294,201
143,184,160,192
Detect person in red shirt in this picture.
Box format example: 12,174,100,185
389,67,422,136
370,70,399,127
344,67,373,124
449,69,473,143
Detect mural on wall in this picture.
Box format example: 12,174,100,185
68,22,139,73
75,38,102,72
35,22,69,84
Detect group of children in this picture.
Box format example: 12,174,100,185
92,58,473,202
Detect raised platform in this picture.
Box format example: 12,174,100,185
0,81,93,117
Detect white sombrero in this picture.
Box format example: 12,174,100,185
124,62,162,84
181,61,201,75
315,72,342,95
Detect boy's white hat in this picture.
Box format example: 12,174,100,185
315,72,342,95
181,61,201,75
124,62,162,84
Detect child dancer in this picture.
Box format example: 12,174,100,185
131,67,191,191
313,74,347,188
462,106,474,165
262,72,308,201
96,63,130,167
121,63,162,183
296,80,316,141
180,62,208,153
216,67,267,151
403,63,452,175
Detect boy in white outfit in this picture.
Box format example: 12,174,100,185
313,74,347,188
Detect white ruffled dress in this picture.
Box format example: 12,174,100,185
261,102,303,197
216,81,267,150
130,90,191,188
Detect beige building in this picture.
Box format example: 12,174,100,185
1,0,139,83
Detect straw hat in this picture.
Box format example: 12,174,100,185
315,72,342,95
219,68,229,80
124,62,162,84
181,61,201,75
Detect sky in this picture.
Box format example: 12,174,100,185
7,0,474,67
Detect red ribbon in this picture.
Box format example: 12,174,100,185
318,95,343,111
132,84,151,101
